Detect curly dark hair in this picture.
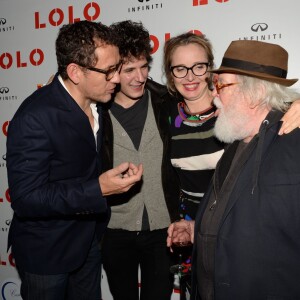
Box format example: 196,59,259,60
56,20,118,80
110,20,153,65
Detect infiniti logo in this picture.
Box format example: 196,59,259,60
128,0,162,13
0,18,6,25
251,23,268,32
1,154,6,168
0,87,9,94
238,22,281,43
1,279,21,300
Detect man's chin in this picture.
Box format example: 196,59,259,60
214,122,248,144
130,93,144,101
214,119,236,144
214,130,234,144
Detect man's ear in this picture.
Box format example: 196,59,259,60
255,82,266,107
257,82,266,99
249,82,266,109
66,63,82,85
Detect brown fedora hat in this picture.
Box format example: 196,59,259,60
210,40,298,86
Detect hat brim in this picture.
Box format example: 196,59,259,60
210,67,298,87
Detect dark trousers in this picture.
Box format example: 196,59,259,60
18,235,102,300
102,228,175,300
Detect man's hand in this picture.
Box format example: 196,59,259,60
167,219,195,252
279,99,300,135
99,162,143,196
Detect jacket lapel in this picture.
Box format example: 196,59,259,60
51,74,96,150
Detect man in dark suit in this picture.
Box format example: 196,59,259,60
167,40,300,300
6,20,143,300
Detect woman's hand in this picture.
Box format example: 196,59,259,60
279,100,300,135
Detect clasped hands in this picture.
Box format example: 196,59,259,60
167,219,195,252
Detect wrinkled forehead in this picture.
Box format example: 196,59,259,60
94,44,120,67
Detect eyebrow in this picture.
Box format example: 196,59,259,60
98,60,121,69
123,63,148,70
172,62,208,67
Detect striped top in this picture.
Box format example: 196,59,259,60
169,101,225,220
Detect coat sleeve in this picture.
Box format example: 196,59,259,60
159,97,181,222
6,111,107,218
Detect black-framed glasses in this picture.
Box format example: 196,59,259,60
84,61,122,81
170,62,210,78
213,81,239,93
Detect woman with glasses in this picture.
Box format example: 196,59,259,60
163,33,224,300
163,33,224,223
163,32,300,223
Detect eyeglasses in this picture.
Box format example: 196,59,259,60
170,62,210,78
83,61,122,81
213,81,239,93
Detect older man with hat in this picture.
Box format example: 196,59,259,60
167,40,300,300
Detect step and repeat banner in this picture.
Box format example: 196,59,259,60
1,0,300,299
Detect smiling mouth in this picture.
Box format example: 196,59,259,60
184,83,199,90
131,83,144,88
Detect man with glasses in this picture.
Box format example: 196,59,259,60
6,20,143,300
167,40,300,300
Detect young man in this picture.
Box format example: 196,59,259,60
101,20,178,300
6,20,143,300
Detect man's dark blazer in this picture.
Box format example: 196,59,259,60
6,74,109,274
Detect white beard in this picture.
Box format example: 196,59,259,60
213,98,252,143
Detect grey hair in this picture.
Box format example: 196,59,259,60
236,75,300,112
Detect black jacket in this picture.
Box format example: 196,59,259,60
7,74,109,274
191,110,300,299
